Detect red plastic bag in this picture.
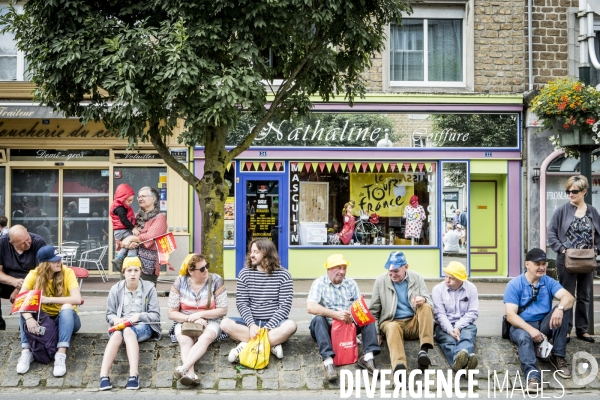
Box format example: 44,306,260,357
331,320,358,366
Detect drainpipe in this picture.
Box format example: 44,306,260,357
528,0,533,90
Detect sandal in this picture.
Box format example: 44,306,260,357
173,365,187,380
180,371,199,386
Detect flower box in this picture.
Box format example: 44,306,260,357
551,118,597,147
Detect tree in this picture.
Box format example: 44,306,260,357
2,0,411,276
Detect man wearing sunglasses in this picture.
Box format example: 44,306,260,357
503,248,575,393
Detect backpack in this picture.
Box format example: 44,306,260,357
23,312,58,364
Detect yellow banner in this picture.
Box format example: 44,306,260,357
349,173,415,217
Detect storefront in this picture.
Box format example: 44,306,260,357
0,104,191,274
193,95,524,279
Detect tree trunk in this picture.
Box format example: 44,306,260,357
197,124,231,277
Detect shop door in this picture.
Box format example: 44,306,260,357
236,174,288,275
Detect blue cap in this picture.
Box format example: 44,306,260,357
385,251,407,270
37,245,64,263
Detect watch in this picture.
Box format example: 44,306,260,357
558,305,564,311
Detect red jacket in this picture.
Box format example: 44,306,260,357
110,184,135,230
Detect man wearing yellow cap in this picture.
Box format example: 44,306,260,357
307,254,380,381
432,261,478,371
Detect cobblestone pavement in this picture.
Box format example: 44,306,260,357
0,332,598,393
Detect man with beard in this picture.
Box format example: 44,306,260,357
220,239,296,362
306,254,380,381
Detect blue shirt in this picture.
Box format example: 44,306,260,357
503,274,563,322
393,280,415,319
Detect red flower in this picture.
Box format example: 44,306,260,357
564,123,570,129
587,118,597,125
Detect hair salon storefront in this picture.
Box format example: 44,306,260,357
193,95,524,279
0,104,191,274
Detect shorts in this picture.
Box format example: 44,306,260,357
174,321,222,338
109,323,152,344
227,317,286,328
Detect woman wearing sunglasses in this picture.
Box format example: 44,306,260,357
548,175,599,343
167,253,228,386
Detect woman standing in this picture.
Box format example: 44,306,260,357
168,254,228,386
337,202,356,245
548,175,599,343
120,187,167,286
16,245,82,377
99,256,161,391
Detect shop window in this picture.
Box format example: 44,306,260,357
389,4,466,88
0,4,28,81
289,161,437,246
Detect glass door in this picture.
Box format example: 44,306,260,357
236,174,288,275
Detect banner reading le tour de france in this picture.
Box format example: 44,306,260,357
350,173,415,217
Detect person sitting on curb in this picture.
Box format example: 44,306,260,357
221,239,297,362
168,253,228,386
432,261,479,371
370,251,434,377
99,256,161,391
306,254,380,381
16,245,81,377
504,248,575,394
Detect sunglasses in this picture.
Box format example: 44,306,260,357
189,264,209,273
565,190,582,195
531,285,540,302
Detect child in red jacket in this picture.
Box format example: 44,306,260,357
110,184,140,270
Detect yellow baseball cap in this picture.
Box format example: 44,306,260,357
122,256,142,272
442,261,468,281
324,254,350,269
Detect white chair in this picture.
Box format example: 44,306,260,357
78,245,109,283
60,242,79,266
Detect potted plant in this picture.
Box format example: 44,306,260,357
531,78,600,152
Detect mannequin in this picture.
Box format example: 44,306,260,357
337,202,356,245
403,195,426,244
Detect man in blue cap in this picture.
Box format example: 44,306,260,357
370,251,434,376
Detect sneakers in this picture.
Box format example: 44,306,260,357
99,376,112,391
549,354,572,378
324,363,338,382
53,353,67,377
452,349,469,371
271,344,283,359
228,341,248,363
466,353,478,371
417,350,431,369
16,350,33,374
393,363,406,384
126,375,139,390
111,256,123,271
527,378,541,393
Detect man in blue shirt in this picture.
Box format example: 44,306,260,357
307,254,380,381
504,248,574,394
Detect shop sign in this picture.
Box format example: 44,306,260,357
443,193,458,201
113,152,163,160
10,149,109,161
0,105,63,118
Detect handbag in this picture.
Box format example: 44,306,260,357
238,327,270,370
331,320,358,366
564,219,597,274
181,274,212,338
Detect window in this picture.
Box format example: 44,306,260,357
0,4,27,81
389,7,465,87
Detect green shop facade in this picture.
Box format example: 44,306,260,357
192,95,524,279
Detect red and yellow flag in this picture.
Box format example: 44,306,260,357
10,290,42,314
155,232,177,265
350,295,376,327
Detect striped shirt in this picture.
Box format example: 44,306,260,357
236,267,293,329
307,275,360,322
168,274,228,323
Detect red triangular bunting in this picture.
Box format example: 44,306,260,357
319,162,326,172
245,162,253,171
333,162,340,172
361,162,368,172
260,162,267,171
417,163,425,172
375,163,382,172
274,162,282,171
390,163,397,173
403,163,411,172
347,162,354,172
432,163,437,172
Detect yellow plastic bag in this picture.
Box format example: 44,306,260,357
238,327,270,370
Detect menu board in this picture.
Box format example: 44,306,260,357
247,181,279,241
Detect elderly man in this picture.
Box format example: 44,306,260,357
371,251,434,375
504,248,574,393
221,239,297,362
0,225,46,330
432,261,478,371
307,254,380,381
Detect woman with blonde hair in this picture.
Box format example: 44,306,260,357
548,175,600,343
16,245,82,377
337,201,356,245
168,253,228,386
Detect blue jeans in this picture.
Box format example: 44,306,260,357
109,323,152,344
309,315,380,361
20,309,81,349
509,305,571,381
434,324,477,367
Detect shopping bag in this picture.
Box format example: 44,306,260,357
331,319,358,366
238,327,270,370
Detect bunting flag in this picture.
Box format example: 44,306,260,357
390,163,397,173
318,162,326,172
403,163,411,172
252,162,259,171
260,162,267,171
333,162,340,172
274,162,282,171
368,162,375,173
326,162,333,173
267,162,274,171
347,162,354,172
339,162,347,172
245,162,253,171
417,162,425,172
11,290,42,314
431,163,437,172
375,163,382,172
312,162,319,173
411,163,418,173
361,162,368,173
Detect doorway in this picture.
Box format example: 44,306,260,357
235,172,288,276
